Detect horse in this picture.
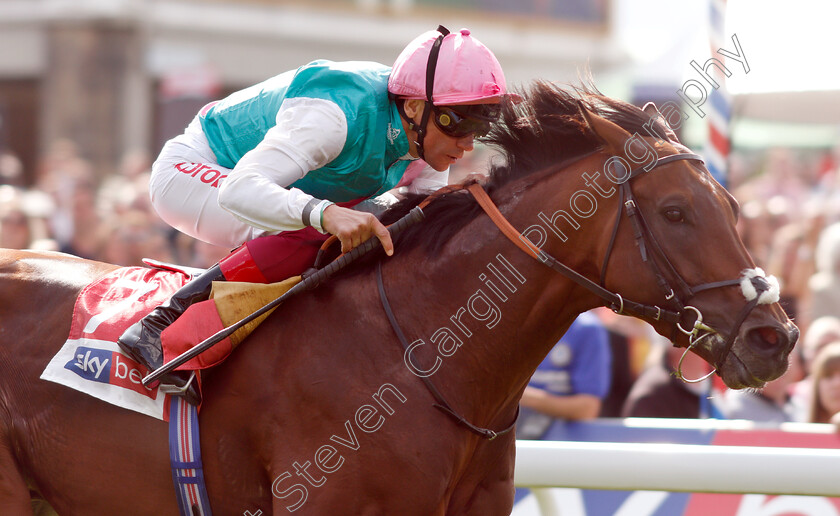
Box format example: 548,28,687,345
0,81,797,515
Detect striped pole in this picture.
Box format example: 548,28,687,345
707,0,731,392
706,0,731,187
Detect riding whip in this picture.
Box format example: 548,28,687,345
143,206,425,386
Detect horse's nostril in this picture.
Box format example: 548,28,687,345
756,327,778,345
746,326,786,354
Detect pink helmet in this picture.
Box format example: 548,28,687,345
388,27,507,105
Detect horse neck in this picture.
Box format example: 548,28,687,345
382,164,612,428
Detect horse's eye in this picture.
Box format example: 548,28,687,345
663,207,685,223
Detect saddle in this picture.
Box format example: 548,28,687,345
40,260,302,419
161,275,301,370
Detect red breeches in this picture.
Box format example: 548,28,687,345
220,228,329,283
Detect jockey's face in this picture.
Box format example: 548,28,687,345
403,99,478,172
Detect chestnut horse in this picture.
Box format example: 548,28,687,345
0,83,797,515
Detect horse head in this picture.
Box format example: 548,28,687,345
386,81,797,391
575,102,797,389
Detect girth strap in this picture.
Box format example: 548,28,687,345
169,397,213,516
375,261,517,441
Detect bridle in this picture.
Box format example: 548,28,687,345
469,150,779,380
377,149,779,440
594,152,779,379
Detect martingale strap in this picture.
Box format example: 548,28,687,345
169,397,213,516
376,261,518,440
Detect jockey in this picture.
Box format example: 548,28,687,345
117,26,511,403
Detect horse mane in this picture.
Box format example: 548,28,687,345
347,81,673,270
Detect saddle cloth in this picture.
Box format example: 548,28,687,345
41,265,299,420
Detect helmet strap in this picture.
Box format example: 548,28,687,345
396,100,423,158
414,25,450,161
414,103,432,161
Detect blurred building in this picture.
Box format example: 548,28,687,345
0,0,624,184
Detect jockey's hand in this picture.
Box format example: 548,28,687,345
321,204,394,256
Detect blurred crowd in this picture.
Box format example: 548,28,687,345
2,139,840,430
0,139,230,269
724,147,840,427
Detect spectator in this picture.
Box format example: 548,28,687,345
0,182,59,252
736,199,776,267
0,151,25,188
764,217,821,321
720,358,801,423
101,210,174,267
789,315,840,421
621,339,724,419
34,141,107,259
0,199,31,249
57,175,107,259
516,310,612,439
594,308,659,417
807,342,840,428
98,148,154,217
801,316,840,374
801,222,840,328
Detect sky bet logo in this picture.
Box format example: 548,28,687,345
64,346,157,399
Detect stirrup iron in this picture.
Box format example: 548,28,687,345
158,371,197,396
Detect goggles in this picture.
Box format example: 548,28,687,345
432,105,499,138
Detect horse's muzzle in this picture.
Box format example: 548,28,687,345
726,320,799,388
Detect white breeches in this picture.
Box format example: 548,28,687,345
149,117,266,248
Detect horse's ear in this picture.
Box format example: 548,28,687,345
641,102,658,116
642,102,680,143
577,101,634,157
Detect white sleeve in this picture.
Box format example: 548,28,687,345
217,97,347,233
405,163,449,194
